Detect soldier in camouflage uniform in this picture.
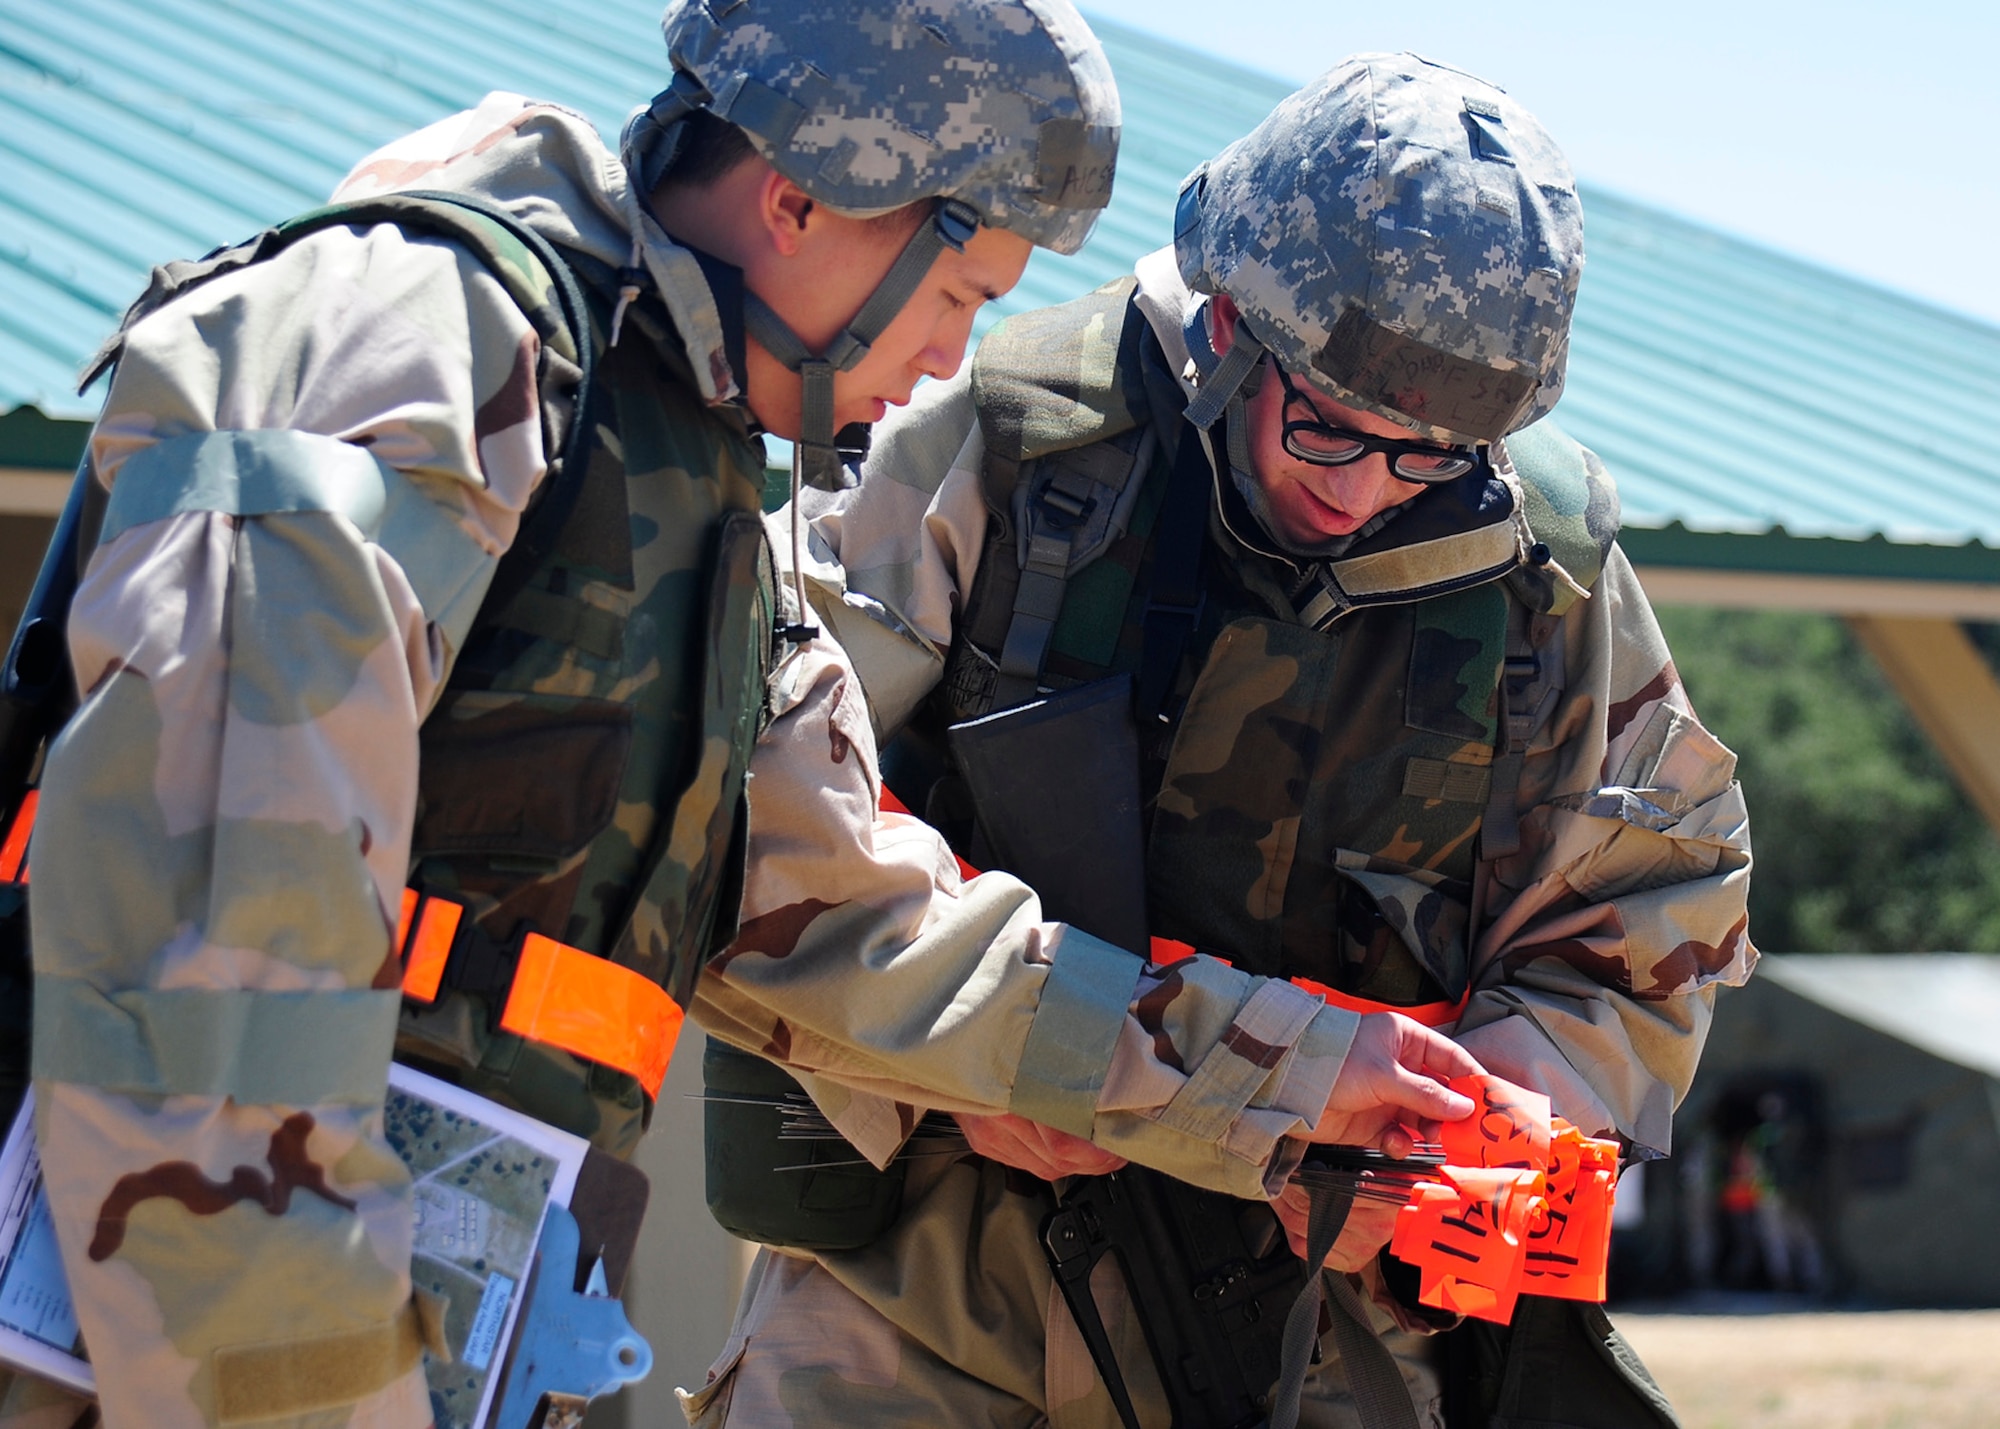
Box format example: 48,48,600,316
21,3,1117,1425
688,54,1754,1426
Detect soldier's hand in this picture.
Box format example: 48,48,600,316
953,1111,1127,1180
1307,1012,1480,1156
1271,1180,1402,1271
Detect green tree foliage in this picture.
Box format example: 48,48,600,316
1654,608,2000,954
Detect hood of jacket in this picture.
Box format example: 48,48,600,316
334,91,743,406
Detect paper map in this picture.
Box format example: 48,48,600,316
0,1065,587,1428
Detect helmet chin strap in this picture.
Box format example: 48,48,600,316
1179,302,1296,549
1181,305,1266,432
1181,304,1398,566
743,198,981,491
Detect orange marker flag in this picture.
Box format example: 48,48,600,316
1390,1165,1548,1324
1528,1134,1620,1301
1384,1073,1624,1321
1440,1073,1552,1172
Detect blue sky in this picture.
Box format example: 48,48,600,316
1080,1,2000,327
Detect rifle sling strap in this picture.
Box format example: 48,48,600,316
1134,421,1213,725
1269,1182,1423,1429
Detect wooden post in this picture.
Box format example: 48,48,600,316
1846,615,2000,838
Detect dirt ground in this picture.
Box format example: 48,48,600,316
1611,1309,2000,1429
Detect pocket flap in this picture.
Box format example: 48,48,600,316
415,691,635,860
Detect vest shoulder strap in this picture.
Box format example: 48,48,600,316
1481,423,1616,853
970,275,1150,469
969,277,1164,705
1502,418,1621,617
80,191,598,624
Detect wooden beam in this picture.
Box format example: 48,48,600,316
0,469,70,517
1847,615,2000,837
1639,567,2000,621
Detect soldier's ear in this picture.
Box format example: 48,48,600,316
1209,293,1240,355
759,173,817,258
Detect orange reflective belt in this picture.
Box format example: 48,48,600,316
1146,934,1466,1027
395,892,462,1006
882,786,1470,1029
393,892,682,1098
500,933,682,1098
0,790,37,884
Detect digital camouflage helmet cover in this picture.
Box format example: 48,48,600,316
1176,53,1583,448
626,0,1120,487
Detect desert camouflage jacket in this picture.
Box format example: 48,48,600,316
698,247,1754,1206
27,95,769,1428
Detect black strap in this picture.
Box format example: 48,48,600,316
1480,602,1558,862
0,457,91,804
1134,422,1214,725
1269,1183,1424,1429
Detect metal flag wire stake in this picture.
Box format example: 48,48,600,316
684,1091,967,1168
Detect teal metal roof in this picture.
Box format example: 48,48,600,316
5,4,1998,580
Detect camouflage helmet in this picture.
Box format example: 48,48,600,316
625,0,1119,490
627,0,1119,254
1176,53,1583,447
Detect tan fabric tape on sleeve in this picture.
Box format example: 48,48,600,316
211,1296,427,1426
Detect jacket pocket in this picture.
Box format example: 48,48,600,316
413,690,634,861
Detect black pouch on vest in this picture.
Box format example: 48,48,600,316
1442,1294,1682,1429
947,673,1149,954
701,1038,908,1251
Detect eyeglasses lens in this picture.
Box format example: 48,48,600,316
1274,362,1478,484
1391,452,1476,481
1285,428,1367,463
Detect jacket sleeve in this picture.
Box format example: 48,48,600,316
28,222,545,1429
1455,547,1757,1158
694,373,1362,1202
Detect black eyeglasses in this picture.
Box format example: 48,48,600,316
1273,364,1481,484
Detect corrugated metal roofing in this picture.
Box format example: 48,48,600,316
4,3,1998,578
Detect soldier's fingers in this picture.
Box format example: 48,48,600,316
1038,1132,1125,1176
1272,1184,1311,1258
1028,1122,1126,1175
1378,1123,1417,1160
1321,1200,1400,1272
955,1111,1124,1178
1384,1061,1475,1124
1395,1019,1483,1081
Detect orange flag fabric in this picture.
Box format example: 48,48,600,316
1386,1074,1621,1322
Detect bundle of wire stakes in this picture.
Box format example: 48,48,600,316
694,1090,965,1172
1290,1143,1449,1206
706,1089,1447,1190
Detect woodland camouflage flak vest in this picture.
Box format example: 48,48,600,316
395,208,773,1156
0,194,773,1156
933,277,1619,1008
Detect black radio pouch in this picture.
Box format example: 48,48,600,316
945,672,1150,953
701,1038,909,1252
